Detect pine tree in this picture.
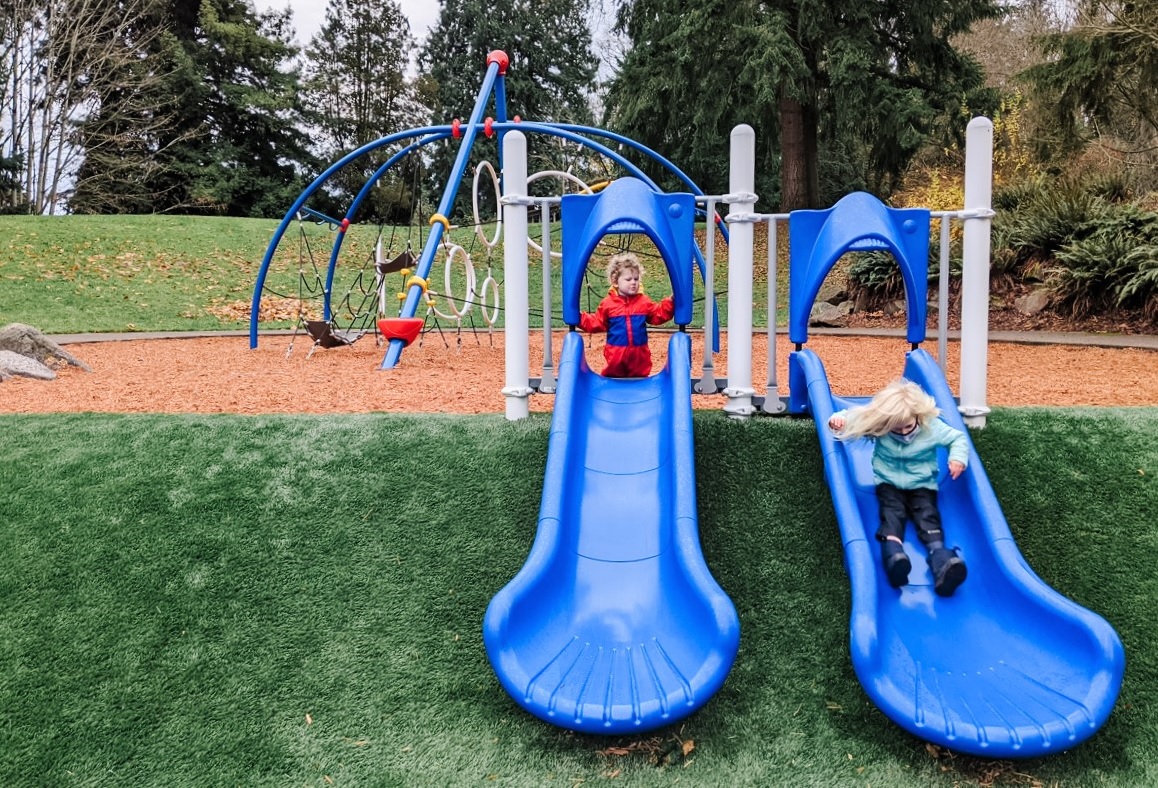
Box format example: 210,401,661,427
420,0,596,125
136,0,318,217
1023,0,1158,167
301,0,421,222
606,0,1002,209
418,0,598,216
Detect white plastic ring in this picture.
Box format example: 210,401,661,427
431,243,476,320
479,274,500,325
525,170,596,260
472,161,502,249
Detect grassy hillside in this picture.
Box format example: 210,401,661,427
0,214,771,336
0,215,281,333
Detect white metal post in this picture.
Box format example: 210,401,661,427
761,217,786,413
501,131,531,420
539,203,556,393
695,198,719,394
937,215,951,374
724,125,756,418
959,117,994,428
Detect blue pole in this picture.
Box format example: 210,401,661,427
381,56,504,368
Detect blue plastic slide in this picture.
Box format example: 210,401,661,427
484,330,739,734
790,346,1125,757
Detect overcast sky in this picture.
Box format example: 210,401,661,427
251,0,620,80
251,0,441,45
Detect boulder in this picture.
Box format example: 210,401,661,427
1015,290,1051,316
0,350,56,380
0,323,92,371
809,301,849,327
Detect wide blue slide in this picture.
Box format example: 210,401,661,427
483,178,740,733
787,193,1125,757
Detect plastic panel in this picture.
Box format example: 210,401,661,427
788,192,931,345
560,178,695,327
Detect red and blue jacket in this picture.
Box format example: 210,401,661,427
579,289,675,377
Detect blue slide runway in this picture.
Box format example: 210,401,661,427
791,346,1124,757
483,331,739,734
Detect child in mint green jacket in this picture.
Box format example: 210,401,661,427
828,379,970,596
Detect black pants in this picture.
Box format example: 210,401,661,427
876,484,944,547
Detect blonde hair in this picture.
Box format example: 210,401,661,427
606,252,643,286
834,379,940,440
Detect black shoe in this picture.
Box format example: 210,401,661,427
933,551,967,597
883,549,911,588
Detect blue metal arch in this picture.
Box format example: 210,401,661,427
252,104,730,362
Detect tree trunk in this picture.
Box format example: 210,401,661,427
778,92,819,211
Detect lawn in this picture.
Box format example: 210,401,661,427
0,214,780,336
2,409,1155,786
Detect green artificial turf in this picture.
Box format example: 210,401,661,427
1,409,1155,786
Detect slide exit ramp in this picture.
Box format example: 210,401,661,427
786,192,1124,757
791,348,1124,757
483,332,739,733
483,178,739,733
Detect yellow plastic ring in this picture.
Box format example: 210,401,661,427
405,275,428,291
428,213,451,233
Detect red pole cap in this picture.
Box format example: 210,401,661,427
486,50,510,75
451,118,461,138
483,117,494,138
513,115,521,123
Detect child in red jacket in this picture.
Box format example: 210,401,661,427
579,253,675,377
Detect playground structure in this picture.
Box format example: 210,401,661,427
251,53,1124,755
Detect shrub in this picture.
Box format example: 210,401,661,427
1047,203,1158,321
845,237,958,308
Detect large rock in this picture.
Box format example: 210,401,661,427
1015,289,1051,316
0,323,91,371
808,301,852,327
0,350,56,380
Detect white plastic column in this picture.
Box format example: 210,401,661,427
724,124,756,418
959,117,994,428
502,131,531,420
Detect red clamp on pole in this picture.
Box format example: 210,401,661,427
339,218,351,233
483,117,494,138
513,115,521,123
486,50,510,75
451,118,461,138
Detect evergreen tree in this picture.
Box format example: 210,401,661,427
301,0,421,222
606,0,1003,209
418,0,598,215
1023,0,1158,170
136,1,318,217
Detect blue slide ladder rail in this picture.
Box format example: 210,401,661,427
483,178,739,734
785,192,1124,757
